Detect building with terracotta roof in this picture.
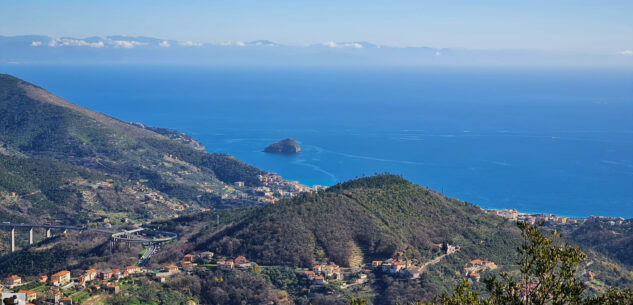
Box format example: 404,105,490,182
125,266,141,274
18,290,37,302
5,275,22,287
470,259,484,266
38,275,48,283
313,276,326,285
85,269,97,281
166,265,179,273
51,270,71,286
59,297,73,304
217,260,234,271
184,254,194,262
304,270,316,279
234,256,249,265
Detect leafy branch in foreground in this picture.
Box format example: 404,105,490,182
358,222,633,305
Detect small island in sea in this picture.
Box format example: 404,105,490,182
263,138,302,154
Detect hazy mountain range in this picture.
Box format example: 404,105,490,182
1,35,632,67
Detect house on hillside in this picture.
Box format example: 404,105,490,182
99,269,113,281
125,266,141,274
17,290,37,302
313,276,326,285
38,275,48,283
59,297,73,305
184,254,194,262
84,269,97,281
304,270,316,280
166,265,179,274
5,275,22,288
218,261,234,271
51,270,71,286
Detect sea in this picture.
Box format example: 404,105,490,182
1,64,632,218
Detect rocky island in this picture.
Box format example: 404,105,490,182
263,138,302,154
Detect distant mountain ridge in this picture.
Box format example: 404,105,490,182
1,35,631,67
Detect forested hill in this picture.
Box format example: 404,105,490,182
0,74,264,224
194,175,522,268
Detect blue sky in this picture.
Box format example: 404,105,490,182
1,0,632,53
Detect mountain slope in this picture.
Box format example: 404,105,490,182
0,74,265,224
193,175,521,268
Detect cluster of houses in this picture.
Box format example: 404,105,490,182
1,265,144,304
462,259,498,282
372,259,423,279
303,263,371,287
485,208,632,227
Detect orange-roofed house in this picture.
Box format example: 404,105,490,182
183,261,194,270
234,256,248,265
125,266,141,274
85,269,97,281
59,297,73,305
5,275,22,287
304,270,316,279
184,254,194,262
218,260,234,271
470,259,484,266
313,276,326,285
39,275,48,283
18,290,37,302
51,270,71,286
166,265,179,273
312,265,322,273
468,272,481,282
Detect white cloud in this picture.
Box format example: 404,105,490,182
30,41,42,47
435,51,442,56
110,40,146,48
235,41,246,47
324,41,363,49
47,38,104,48
179,41,203,47
617,50,633,56
159,40,171,48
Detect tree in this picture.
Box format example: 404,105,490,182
427,222,633,305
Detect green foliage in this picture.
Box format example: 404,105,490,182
197,175,519,269
428,222,633,305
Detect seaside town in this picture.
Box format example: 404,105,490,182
485,208,629,226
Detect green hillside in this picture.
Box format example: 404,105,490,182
0,73,265,224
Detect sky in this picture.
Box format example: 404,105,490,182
1,0,632,54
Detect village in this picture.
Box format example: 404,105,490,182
0,242,480,305
485,208,628,227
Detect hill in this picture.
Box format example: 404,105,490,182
148,175,633,304
196,175,520,267
0,74,267,225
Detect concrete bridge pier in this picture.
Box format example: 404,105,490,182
10,228,15,252
29,228,33,245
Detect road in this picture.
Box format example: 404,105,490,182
0,222,177,244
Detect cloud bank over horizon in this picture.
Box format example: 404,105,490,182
1,34,632,68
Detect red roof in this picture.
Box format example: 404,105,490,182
470,259,484,265
85,269,97,273
126,266,140,270
6,275,21,281
52,270,70,277
166,265,178,269
184,254,193,257
304,271,315,275
314,276,324,280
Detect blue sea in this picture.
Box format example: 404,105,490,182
2,65,632,218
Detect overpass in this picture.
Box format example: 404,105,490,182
0,222,177,252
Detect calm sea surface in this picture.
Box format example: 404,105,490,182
2,65,632,217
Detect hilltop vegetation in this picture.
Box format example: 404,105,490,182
0,74,265,225
195,175,520,268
